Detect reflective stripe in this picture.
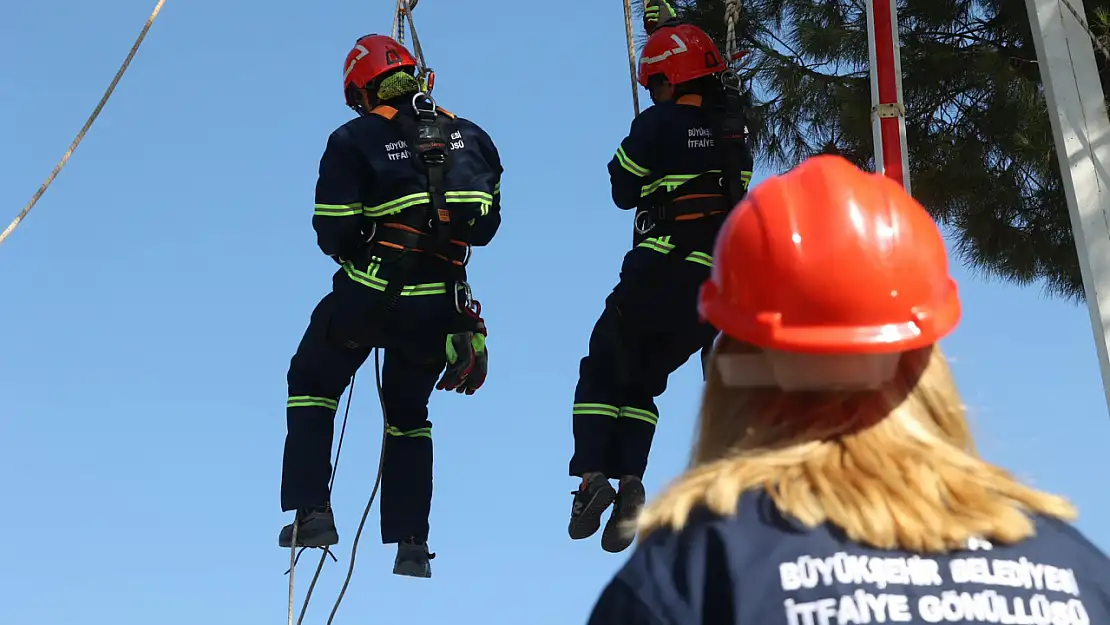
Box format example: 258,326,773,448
619,406,658,426
641,170,721,197
287,396,339,410
364,190,493,217
364,192,431,217
685,251,713,267
635,236,713,266
740,170,753,187
572,402,620,418
314,203,363,217
387,425,432,439
616,146,650,177
341,258,447,295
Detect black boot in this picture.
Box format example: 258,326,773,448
568,473,617,540
393,538,435,578
601,476,645,553
278,505,339,548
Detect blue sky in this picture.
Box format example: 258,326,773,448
2,1,1109,623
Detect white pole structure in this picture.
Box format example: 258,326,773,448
1024,0,1110,416
864,0,911,191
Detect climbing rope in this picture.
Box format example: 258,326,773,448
623,0,642,116
725,0,741,67
0,0,167,248
286,347,390,625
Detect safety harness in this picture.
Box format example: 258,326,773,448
363,93,484,332
633,85,753,243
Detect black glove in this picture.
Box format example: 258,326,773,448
436,331,488,394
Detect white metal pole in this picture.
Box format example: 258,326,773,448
865,0,884,177
1024,0,1110,416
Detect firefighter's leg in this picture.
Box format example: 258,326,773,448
280,291,372,547
602,262,717,552
378,335,444,578
568,302,635,539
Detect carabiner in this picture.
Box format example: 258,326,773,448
453,280,475,314
634,211,655,235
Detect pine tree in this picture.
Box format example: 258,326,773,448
668,0,1110,299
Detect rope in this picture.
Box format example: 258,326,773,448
286,348,390,625
725,0,741,66
623,0,641,116
0,0,167,248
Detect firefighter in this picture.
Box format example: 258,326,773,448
584,155,1110,623
278,34,503,579
567,19,755,553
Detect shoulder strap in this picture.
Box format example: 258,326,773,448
370,105,399,120
677,94,703,107
435,106,457,119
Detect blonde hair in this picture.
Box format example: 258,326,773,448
637,337,1076,553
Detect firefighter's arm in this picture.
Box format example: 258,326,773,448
608,112,657,210
312,128,369,262
468,123,503,247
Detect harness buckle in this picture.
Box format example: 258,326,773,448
453,280,476,315
634,210,656,235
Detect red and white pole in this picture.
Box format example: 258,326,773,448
865,0,911,192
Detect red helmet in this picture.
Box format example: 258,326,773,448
343,34,418,106
699,155,961,355
637,22,726,87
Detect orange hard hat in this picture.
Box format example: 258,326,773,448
699,155,961,356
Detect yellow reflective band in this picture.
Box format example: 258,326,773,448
619,406,659,426
684,251,713,267
342,261,448,295
572,402,620,418
640,170,723,197
364,192,431,217
287,396,339,410
314,203,363,217
387,426,432,439
616,146,650,177
363,190,494,218
637,238,712,266
446,191,493,203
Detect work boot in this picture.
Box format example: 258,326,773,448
568,472,617,540
393,538,435,578
601,476,646,553
278,505,339,548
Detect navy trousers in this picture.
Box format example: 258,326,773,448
569,247,718,480
281,270,459,544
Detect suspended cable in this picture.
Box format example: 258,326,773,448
0,0,167,248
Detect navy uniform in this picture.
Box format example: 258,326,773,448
279,50,502,578
587,490,1110,624
567,90,754,551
